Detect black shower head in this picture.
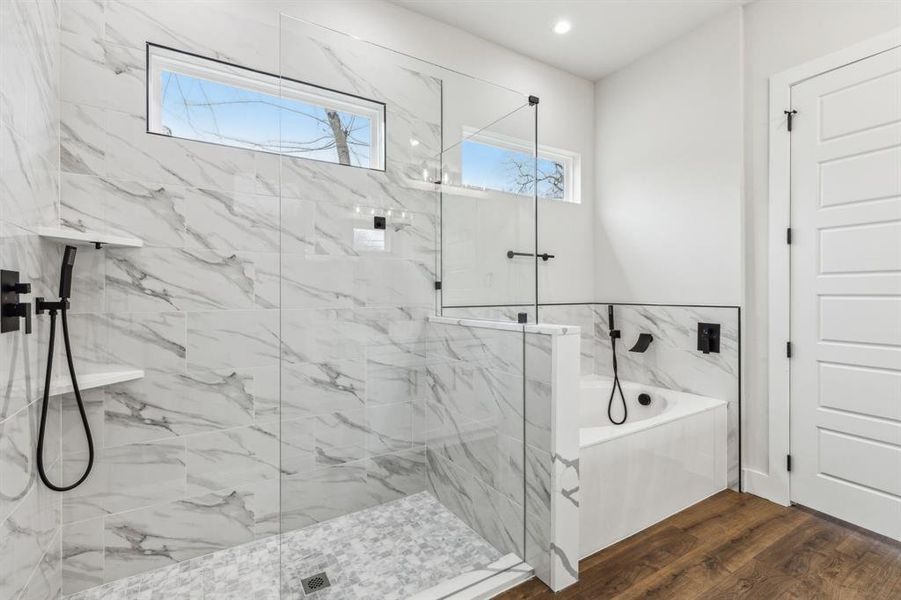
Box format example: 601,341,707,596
59,245,77,299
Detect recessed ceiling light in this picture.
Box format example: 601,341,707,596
553,20,571,35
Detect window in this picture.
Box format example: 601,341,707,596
147,44,386,170
460,129,578,203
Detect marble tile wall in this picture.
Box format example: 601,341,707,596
423,321,530,571
0,1,63,600
424,319,580,591
594,303,741,489
443,303,741,489
442,304,598,374
51,1,443,593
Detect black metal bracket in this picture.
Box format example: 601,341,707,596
507,250,555,261
35,297,69,315
528,95,539,106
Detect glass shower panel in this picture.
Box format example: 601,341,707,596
438,101,538,322
277,14,531,599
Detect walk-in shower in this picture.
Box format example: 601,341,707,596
0,4,543,598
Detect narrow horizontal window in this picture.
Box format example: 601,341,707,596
460,128,578,203
147,44,386,170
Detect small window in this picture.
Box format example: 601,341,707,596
460,129,578,203
147,44,385,170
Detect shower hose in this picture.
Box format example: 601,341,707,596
607,316,628,426
36,304,94,491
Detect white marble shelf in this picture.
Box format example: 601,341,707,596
37,227,144,248
47,368,144,397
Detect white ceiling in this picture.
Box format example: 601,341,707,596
393,0,747,81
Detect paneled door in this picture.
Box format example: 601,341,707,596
789,45,901,541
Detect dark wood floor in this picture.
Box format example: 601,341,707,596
498,490,901,599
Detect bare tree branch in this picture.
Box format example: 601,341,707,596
504,154,564,199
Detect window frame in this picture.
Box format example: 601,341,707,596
460,126,580,204
146,43,387,171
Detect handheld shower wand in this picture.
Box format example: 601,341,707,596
35,245,94,491
607,305,628,425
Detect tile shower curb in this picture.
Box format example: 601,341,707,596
407,553,533,600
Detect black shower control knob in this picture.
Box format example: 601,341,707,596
7,302,32,334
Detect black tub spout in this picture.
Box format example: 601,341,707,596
629,333,654,353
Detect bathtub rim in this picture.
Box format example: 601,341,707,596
579,375,727,448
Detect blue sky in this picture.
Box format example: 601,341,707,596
159,70,562,198
160,70,371,166
461,139,564,199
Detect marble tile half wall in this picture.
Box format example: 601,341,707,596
424,317,580,592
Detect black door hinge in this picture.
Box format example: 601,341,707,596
786,228,792,245
434,281,442,290
786,341,792,358
784,109,797,132
787,454,792,472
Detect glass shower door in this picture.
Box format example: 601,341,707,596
276,13,536,599
437,98,539,322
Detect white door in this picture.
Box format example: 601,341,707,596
790,45,901,541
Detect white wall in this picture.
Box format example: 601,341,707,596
741,0,901,476
593,8,744,307
281,0,597,305
591,0,901,492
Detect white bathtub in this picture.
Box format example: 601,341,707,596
578,375,727,558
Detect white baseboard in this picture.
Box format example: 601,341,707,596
743,468,790,506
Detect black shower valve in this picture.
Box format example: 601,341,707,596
697,323,721,354
1,269,33,334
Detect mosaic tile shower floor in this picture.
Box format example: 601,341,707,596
65,492,503,600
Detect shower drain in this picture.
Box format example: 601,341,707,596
300,571,331,595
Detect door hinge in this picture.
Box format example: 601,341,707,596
786,341,792,358
786,227,792,245
434,281,442,291
787,454,792,472
784,109,797,132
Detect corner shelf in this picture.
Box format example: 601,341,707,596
47,368,144,397
37,227,143,248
